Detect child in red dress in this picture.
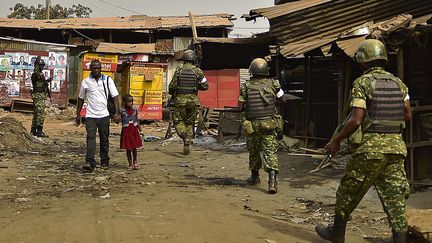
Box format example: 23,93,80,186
120,94,143,170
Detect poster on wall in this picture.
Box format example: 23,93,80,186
53,68,65,81
8,80,20,96
48,52,56,69
29,55,38,67
5,52,32,69
6,69,14,79
24,71,33,87
14,69,24,79
0,55,11,71
51,80,61,92
55,52,67,67
43,70,51,79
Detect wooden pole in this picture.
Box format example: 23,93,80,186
46,0,51,19
188,11,198,38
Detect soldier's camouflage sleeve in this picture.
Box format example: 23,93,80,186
272,79,281,90
239,83,247,103
169,66,180,96
350,77,369,109
31,70,44,87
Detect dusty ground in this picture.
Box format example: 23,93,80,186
0,109,431,243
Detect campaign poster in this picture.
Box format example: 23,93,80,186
24,71,33,87
14,69,24,79
0,55,11,71
51,80,61,92
8,80,20,97
43,70,51,79
53,68,65,81
55,52,67,67
48,52,56,69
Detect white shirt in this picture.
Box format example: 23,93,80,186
79,74,119,118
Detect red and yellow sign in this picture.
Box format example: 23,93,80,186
144,90,162,105
83,53,118,71
139,104,162,120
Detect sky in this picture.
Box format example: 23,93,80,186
1,0,272,37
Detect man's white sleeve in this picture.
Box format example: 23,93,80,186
78,81,86,100
108,76,119,97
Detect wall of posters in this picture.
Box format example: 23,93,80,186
0,50,69,108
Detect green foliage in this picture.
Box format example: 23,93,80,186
8,3,92,19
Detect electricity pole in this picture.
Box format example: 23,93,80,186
46,0,51,19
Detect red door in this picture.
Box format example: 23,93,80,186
199,69,240,108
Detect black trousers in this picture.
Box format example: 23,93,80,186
85,116,110,167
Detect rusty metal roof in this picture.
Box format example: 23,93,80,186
193,37,268,44
279,37,335,57
95,42,155,54
246,0,432,47
0,14,233,30
246,0,331,20
278,13,432,58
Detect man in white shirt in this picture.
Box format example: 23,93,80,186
75,60,120,172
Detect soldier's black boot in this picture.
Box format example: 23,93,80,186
183,144,190,155
315,214,347,243
392,230,407,243
268,170,277,194
35,126,49,137
246,170,260,185
30,126,36,136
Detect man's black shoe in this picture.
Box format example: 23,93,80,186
82,165,95,173
101,164,109,170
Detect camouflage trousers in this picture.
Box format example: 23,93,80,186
31,92,48,129
246,125,279,173
174,101,198,145
335,153,410,232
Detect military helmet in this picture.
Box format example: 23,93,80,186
34,56,45,67
249,58,269,76
182,50,197,61
355,39,388,63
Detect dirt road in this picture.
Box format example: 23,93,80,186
0,111,430,243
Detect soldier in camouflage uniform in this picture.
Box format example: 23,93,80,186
315,39,412,243
169,50,208,155
239,58,289,194
31,57,51,137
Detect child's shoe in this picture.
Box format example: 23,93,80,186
133,163,140,170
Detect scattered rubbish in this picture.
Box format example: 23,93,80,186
94,176,108,183
14,197,32,203
142,135,161,142
99,193,111,199
243,205,259,212
16,177,26,181
265,239,277,243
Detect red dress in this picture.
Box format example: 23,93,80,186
120,107,143,150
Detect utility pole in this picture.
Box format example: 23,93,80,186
46,0,51,19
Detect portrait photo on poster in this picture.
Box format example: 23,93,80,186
55,53,67,67
48,52,56,69
8,80,20,97
43,70,51,79
24,71,33,87
51,80,61,92
53,68,66,81
0,55,12,71
14,69,24,79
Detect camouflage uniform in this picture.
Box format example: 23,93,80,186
169,63,208,147
31,65,49,133
335,67,410,233
239,78,281,173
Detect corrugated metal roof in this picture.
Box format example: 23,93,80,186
95,42,155,54
279,37,335,57
247,0,432,46
247,0,331,20
0,14,233,30
0,36,76,47
332,36,366,57
193,37,268,44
